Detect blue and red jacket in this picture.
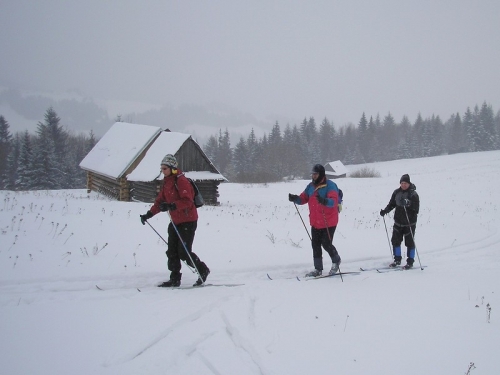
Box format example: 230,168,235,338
293,177,340,229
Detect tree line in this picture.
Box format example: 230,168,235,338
203,102,500,183
1,102,499,190
0,108,96,190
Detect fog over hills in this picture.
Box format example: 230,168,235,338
0,87,276,143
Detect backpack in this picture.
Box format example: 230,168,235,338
338,188,343,213
176,176,204,208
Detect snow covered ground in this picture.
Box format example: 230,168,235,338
1,150,499,375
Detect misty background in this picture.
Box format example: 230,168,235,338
1,0,499,142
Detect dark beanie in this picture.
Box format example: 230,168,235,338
400,174,411,184
311,164,325,175
312,164,326,184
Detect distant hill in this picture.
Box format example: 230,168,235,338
0,87,274,142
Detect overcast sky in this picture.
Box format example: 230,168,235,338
1,0,499,129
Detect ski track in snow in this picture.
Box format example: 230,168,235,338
104,295,234,367
220,312,269,375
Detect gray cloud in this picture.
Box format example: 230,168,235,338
1,0,499,133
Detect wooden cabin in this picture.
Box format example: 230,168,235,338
324,160,347,179
80,122,226,204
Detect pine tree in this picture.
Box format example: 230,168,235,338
4,133,20,190
429,115,445,156
36,107,68,187
232,137,250,182
357,113,369,162
495,110,500,149
31,128,60,190
380,113,397,161
204,135,218,164
0,115,13,189
318,118,335,164
216,129,232,177
472,105,484,151
246,128,259,178
16,131,36,190
367,116,381,162
412,113,425,157
479,102,496,150
267,121,284,181
463,107,477,152
448,113,464,154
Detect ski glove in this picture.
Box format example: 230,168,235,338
316,195,328,206
380,209,388,217
403,199,411,207
159,202,177,212
140,211,153,225
288,193,299,202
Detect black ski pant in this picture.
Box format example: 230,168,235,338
391,224,416,249
311,226,340,271
167,220,203,276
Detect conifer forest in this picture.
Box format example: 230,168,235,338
0,102,499,189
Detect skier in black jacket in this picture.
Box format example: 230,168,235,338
380,174,420,269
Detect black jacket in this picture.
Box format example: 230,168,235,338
383,183,419,226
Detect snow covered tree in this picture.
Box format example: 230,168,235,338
232,137,250,182
357,113,369,162
479,102,496,151
16,131,36,190
203,135,218,163
31,127,60,190
318,117,336,164
0,115,13,189
3,133,20,190
463,107,477,152
246,128,259,178
366,115,382,162
216,128,232,177
448,113,465,154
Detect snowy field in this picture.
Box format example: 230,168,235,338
1,150,499,375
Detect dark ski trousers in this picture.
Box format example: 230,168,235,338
311,226,340,270
167,220,202,274
391,224,416,249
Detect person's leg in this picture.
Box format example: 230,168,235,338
404,225,416,267
390,226,403,265
321,226,341,274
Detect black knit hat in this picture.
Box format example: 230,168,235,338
400,174,411,184
311,164,325,174
311,164,326,184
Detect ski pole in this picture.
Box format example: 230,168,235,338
294,203,311,241
166,211,205,284
382,216,393,259
403,206,424,270
145,220,195,274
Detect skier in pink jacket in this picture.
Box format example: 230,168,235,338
289,164,342,277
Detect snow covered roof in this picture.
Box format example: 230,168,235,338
127,131,226,182
126,131,190,181
325,160,347,177
127,132,226,181
79,122,162,179
184,171,227,182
